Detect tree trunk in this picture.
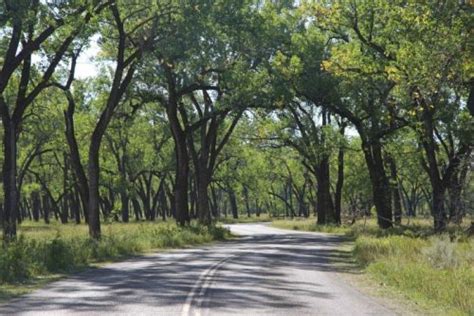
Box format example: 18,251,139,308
166,185,176,219
2,119,18,240
64,98,90,224
334,125,345,224
223,200,228,218
19,200,26,223
421,118,447,232
432,184,447,232
229,189,238,219
164,65,190,226
315,109,336,225
243,186,251,218
151,181,162,221
138,186,151,221
60,153,69,224
71,189,81,224
316,156,336,225
100,196,112,220
189,175,196,220
121,191,129,223
210,185,219,218
42,194,50,224
59,200,69,224
196,167,211,225
334,145,344,225
87,142,101,239
387,155,402,225
173,135,190,225
448,162,468,224
448,183,463,224
159,183,168,221
140,173,154,221
51,197,61,223
32,191,41,222
467,78,474,117
361,139,393,229
256,199,261,217
132,198,142,221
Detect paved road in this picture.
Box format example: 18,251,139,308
0,224,398,315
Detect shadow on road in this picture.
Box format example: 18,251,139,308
0,231,357,314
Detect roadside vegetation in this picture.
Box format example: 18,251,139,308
217,213,272,224
0,221,228,300
273,217,474,315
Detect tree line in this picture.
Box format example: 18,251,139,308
0,0,472,241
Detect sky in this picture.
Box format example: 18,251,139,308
75,37,100,79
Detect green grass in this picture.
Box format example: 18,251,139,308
217,213,272,224
272,218,350,234
0,220,229,300
272,217,474,315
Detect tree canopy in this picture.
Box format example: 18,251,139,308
0,0,472,240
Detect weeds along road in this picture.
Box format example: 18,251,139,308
0,224,398,315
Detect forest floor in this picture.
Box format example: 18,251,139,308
272,216,474,316
0,221,229,302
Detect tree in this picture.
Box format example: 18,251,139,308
0,0,109,240
55,0,160,238
136,0,267,225
308,0,473,230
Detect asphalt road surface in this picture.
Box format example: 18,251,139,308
0,223,399,315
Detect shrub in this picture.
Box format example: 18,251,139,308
44,235,75,272
208,225,229,240
422,235,460,269
0,237,32,282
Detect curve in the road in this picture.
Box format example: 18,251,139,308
0,223,400,316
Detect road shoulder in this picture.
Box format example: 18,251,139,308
332,241,428,316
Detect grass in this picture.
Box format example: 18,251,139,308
272,217,350,234
272,216,474,315
0,220,229,301
217,213,272,224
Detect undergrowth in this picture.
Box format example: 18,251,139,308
0,221,229,284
